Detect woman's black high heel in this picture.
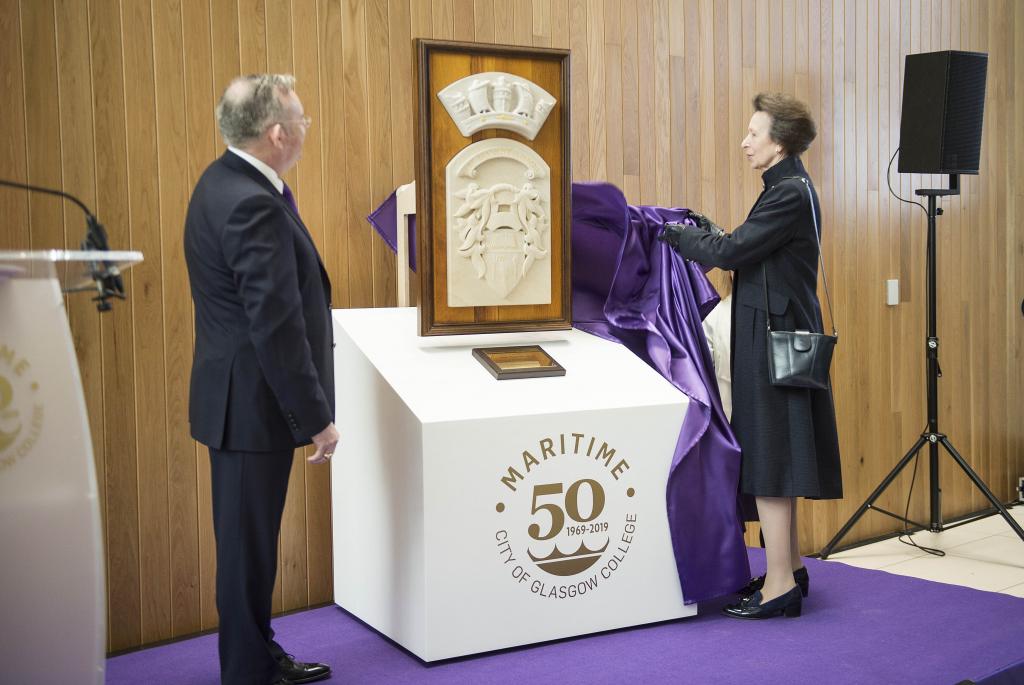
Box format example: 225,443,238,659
737,566,809,598
722,585,802,619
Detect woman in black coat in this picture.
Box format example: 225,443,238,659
660,92,842,619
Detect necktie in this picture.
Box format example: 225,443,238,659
281,182,299,216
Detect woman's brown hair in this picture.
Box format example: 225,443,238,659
753,92,817,156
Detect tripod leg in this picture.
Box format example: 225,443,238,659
939,437,1024,543
819,436,929,558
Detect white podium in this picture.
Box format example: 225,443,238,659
0,250,141,684
331,307,696,661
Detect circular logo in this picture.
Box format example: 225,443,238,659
0,345,43,474
493,432,638,600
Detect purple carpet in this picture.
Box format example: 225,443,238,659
107,549,1024,684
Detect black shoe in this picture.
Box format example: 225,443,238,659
737,565,809,598
722,585,802,619
277,654,331,684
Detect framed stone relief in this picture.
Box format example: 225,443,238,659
415,39,571,336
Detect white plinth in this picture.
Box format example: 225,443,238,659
331,307,696,661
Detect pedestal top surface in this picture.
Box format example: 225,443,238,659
334,307,686,423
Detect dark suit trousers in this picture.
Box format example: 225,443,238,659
209,447,293,685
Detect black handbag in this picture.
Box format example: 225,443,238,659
763,177,837,390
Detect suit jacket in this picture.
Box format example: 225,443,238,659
184,150,334,452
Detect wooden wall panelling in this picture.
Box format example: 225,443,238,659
492,0,512,42
651,0,670,206
389,0,415,184
697,0,715,217
319,0,349,310
687,0,703,209
568,0,589,182
54,0,108,582
474,0,494,43
855,0,875,538
586,0,606,182
987,0,1010,504
1013,0,1024,502
88,0,142,651
711,0,731,227
239,0,268,72
967,0,986,514
667,0,684,205
367,0,398,308
88,0,142,652
635,0,654,205
22,0,62,252
898,0,918,525
294,0,334,609
122,0,173,645
884,0,909,528
389,0,418,304
512,0,531,45
603,0,624,193
453,0,474,41
623,0,643,200
956,0,978,517
0,1,29,250
431,0,453,40
534,0,553,47
158,0,202,638
551,1,568,50
343,0,374,309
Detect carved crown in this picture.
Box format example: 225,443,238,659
438,72,557,141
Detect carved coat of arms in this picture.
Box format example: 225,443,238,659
445,139,552,307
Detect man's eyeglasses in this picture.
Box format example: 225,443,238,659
280,115,312,129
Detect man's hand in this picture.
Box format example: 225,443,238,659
309,422,340,464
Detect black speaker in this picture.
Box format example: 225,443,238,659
898,50,987,174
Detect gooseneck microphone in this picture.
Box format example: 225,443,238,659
0,178,125,311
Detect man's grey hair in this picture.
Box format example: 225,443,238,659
216,74,296,147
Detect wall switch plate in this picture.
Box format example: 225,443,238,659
886,279,900,306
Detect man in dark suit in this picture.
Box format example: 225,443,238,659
185,74,337,685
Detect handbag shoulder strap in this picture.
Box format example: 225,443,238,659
760,176,837,336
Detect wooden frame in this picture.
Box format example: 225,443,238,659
415,39,572,336
471,345,566,380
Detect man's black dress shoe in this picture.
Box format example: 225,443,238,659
277,654,331,684
722,585,802,619
737,565,809,598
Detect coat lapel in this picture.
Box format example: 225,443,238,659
220,152,331,292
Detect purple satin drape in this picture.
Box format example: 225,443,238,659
367,183,749,602
367,190,417,272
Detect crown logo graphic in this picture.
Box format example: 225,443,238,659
527,538,609,577
438,72,556,141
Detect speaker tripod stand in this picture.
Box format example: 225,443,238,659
820,176,1024,558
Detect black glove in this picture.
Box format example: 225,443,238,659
658,222,686,248
688,211,725,237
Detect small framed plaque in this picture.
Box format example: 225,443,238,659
472,345,566,380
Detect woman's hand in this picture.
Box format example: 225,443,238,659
688,211,726,237
658,222,686,248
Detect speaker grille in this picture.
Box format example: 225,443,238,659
898,50,987,175
941,52,987,173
